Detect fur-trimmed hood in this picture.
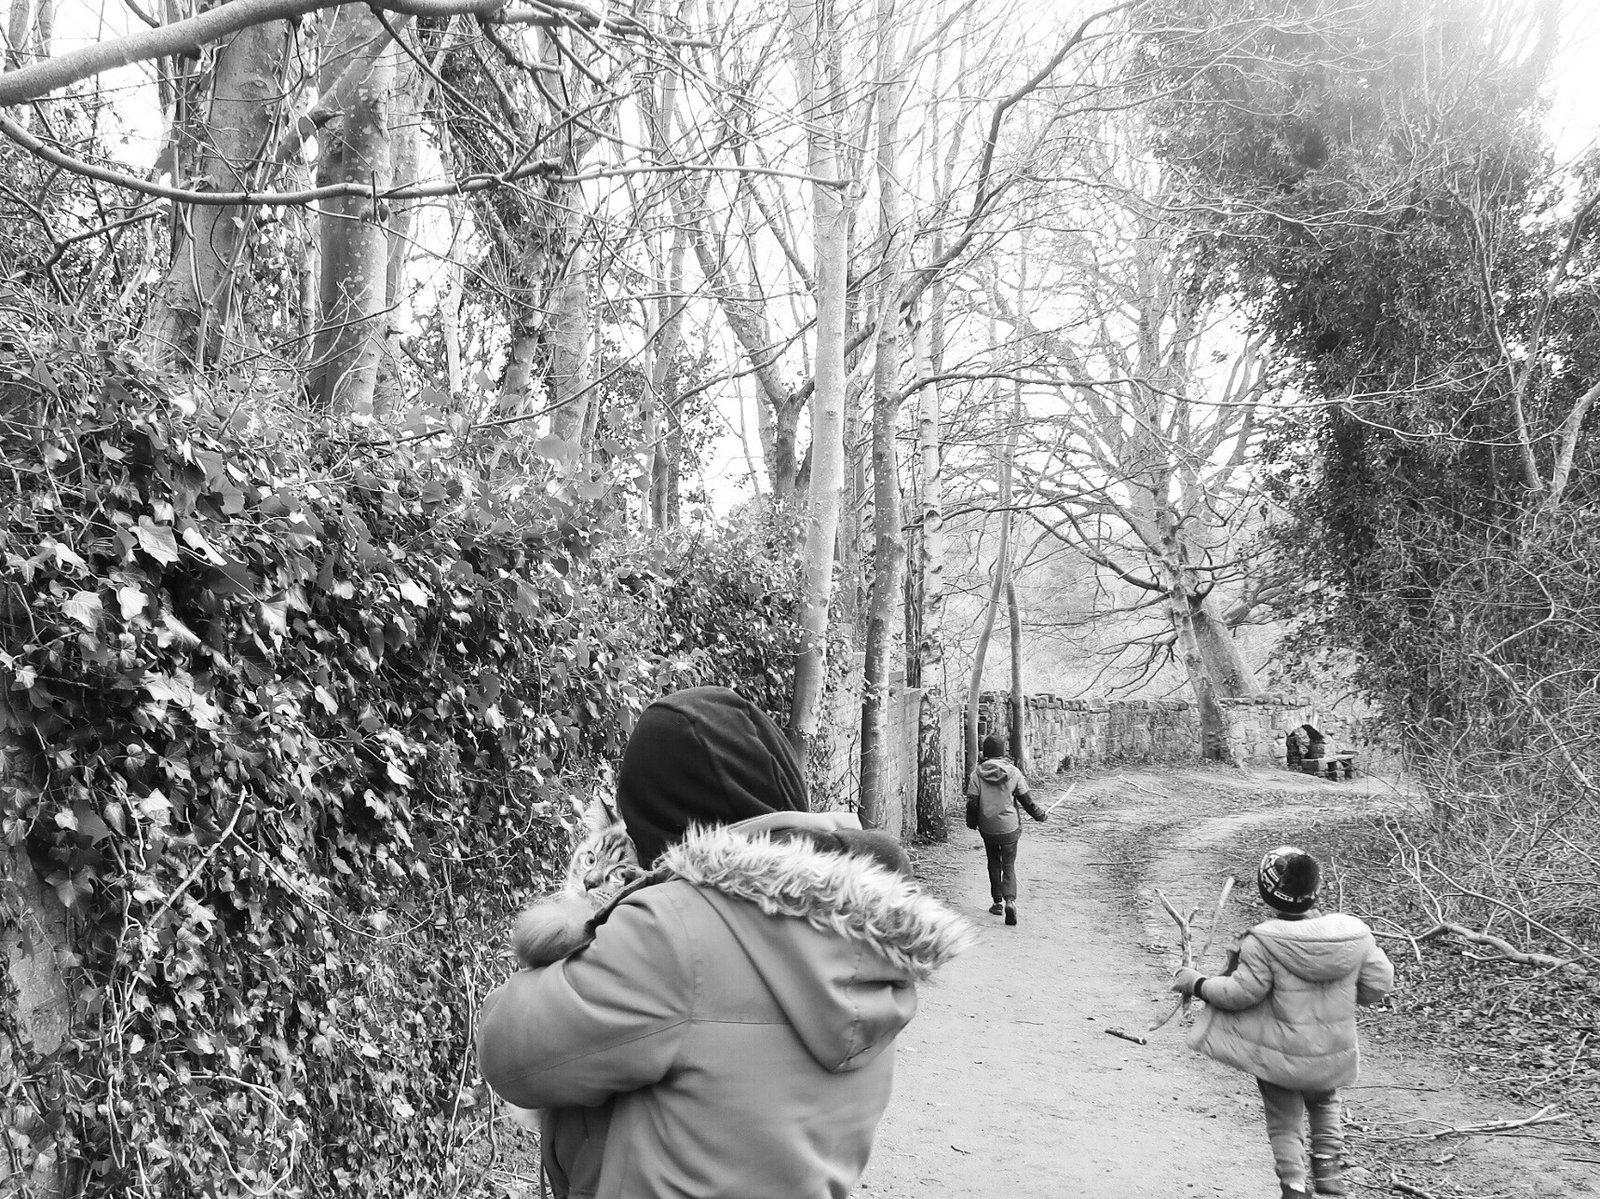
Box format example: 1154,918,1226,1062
661,823,972,980
659,821,973,1071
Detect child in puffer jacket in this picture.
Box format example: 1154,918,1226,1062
1171,846,1395,1199
964,734,1047,926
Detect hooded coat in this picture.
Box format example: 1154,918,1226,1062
476,813,972,1199
966,758,1039,837
1187,913,1395,1091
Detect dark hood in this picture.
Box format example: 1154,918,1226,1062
618,686,807,868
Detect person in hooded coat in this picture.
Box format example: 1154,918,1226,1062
964,733,1047,926
1171,846,1395,1199
475,686,971,1199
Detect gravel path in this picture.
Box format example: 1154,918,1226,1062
859,791,1266,1198
861,767,1600,1199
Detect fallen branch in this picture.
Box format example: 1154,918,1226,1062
1418,922,1588,975
1116,774,1170,799
1389,1181,1438,1199
1105,1026,1146,1046
1384,1105,1570,1143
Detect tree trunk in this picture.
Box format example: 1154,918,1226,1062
787,0,849,759
5,0,39,69
373,50,421,417
858,0,909,829
142,21,288,370
966,406,1015,774
913,310,947,841
1006,573,1027,775
771,400,803,504
441,197,466,395
1169,588,1232,762
547,221,592,446
1159,511,1234,761
646,223,688,527
1191,594,1259,697
309,5,393,413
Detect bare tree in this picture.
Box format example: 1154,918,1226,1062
857,0,912,827
786,0,852,754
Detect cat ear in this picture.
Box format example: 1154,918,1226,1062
583,794,620,835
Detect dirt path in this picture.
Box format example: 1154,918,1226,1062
862,767,1600,1199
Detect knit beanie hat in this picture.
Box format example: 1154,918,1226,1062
1257,845,1321,914
980,734,1006,760
618,686,808,869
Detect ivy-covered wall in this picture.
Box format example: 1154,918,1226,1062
0,331,807,1197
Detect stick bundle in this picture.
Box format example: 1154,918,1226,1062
1149,875,1235,1032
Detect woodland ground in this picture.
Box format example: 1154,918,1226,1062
860,766,1600,1199
478,764,1600,1198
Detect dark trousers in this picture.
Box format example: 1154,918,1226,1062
981,830,1021,903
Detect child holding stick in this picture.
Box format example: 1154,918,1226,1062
1170,846,1394,1199
964,734,1047,926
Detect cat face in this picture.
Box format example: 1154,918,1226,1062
564,794,641,898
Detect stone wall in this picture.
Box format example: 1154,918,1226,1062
972,690,1396,777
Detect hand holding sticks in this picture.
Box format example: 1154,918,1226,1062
1149,874,1235,1032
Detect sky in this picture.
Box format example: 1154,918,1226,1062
28,0,1600,175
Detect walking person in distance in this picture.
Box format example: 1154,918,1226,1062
965,733,1047,926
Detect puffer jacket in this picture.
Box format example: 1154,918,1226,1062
1187,912,1395,1091
476,815,972,1199
966,758,1040,836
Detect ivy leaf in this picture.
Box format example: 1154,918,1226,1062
259,593,290,637
535,435,577,469
138,790,173,824
133,519,180,566
117,584,148,621
179,524,228,566
63,590,103,628
398,579,430,608
74,805,113,843
44,537,88,573
208,557,255,597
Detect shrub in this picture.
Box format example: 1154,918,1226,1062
0,323,801,1196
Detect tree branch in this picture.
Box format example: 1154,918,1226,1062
0,0,673,107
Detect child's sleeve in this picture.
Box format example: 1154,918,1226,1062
1193,934,1273,1011
1356,932,1395,1006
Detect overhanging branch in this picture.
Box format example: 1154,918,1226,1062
0,0,668,108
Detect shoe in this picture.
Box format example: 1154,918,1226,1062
1279,1185,1311,1199
1311,1155,1347,1196
1004,902,1017,926
988,902,1004,915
